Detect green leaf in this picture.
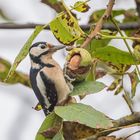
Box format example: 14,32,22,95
52,131,64,140
76,30,117,54
123,9,139,23
35,112,62,140
55,103,113,129
50,11,84,45
5,26,43,82
73,1,90,13
76,37,111,55
87,30,117,53
88,38,111,54
93,46,138,65
86,69,95,81
89,9,125,23
134,45,140,61
69,81,105,96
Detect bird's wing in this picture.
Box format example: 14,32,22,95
37,70,58,114
30,68,48,114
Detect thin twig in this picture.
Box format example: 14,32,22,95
114,112,140,127
123,130,140,140
123,94,134,114
0,22,140,31
80,0,116,48
99,33,140,41
87,123,140,140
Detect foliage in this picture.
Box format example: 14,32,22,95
69,81,106,96
93,46,138,65
55,103,113,129
50,11,84,45
2,0,140,139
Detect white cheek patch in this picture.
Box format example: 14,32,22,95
30,47,49,57
36,73,51,108
30,47,41,56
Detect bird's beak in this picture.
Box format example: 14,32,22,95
47,43,65,51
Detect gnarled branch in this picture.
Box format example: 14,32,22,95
80,0,116,48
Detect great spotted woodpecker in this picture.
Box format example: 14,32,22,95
29,42,70,115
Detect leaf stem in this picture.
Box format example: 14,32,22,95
99,33,140,41
110,17,140,77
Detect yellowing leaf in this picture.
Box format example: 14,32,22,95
63,122,98,139
50,12,84,45
35,112,62,140
73,1,90,13
107,78,121,91
128,70,139,98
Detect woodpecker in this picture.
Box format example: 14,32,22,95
29,42,71,116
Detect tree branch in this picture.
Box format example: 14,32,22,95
0,22,139,31
86,112,140,140
80,0,116,48
113,112,140,127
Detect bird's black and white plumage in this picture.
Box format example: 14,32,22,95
29,42,70,115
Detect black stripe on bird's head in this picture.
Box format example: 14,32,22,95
29,42,65,60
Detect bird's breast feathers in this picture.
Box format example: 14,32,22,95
41,67,70,103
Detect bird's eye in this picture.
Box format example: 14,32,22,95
41,45,46,49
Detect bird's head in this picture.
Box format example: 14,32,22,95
29,42,65,62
